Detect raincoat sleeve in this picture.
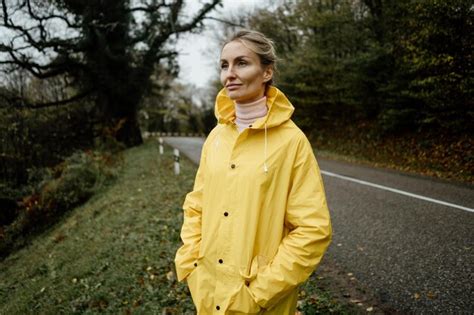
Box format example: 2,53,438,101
174,140,208,282
248,134,332,309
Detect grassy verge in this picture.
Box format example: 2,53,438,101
0,139,362,314
310,122,473,185
1,148,120,258
0,140,196,314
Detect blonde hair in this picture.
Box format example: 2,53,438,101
223,29,277,86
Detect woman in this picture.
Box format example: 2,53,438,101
175,30,332,314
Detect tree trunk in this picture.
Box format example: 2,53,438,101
115,113,143,147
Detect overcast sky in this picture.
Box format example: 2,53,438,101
176,0,265,89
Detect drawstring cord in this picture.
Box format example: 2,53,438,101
264,122,268,173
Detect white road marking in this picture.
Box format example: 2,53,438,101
320,170,474,213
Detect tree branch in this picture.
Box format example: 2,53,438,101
174,0,221,34
1,43,86,79
26,0,79,28
202,16,245,28
0,86,94,109
127,2,172,13
29,89,93,109
2,0,83,55
140,0,221,75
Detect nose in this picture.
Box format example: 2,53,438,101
223,65,237,82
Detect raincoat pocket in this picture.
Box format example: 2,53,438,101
227,283,261,314
240,255,270,282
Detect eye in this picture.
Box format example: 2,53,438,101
237,60,247,66
220,63,228,70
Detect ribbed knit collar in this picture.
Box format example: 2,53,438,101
234,96,268,132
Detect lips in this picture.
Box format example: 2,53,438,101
226,84,242,90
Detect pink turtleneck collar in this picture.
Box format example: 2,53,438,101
234,96,268,132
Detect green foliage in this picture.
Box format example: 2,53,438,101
312,119,473,183
0,103,95,187
0,140,192,314
249,0,376,132
392,0,473,132
246,0,471,134
0,149,120,257
298,291,353,314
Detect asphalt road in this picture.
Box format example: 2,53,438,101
162,136,474,313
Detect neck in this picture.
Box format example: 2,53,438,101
234,96,268,132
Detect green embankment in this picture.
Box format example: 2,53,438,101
0,139,357,314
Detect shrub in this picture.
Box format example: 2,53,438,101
0,148,121,257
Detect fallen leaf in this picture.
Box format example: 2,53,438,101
367,306,374,312
162,307,177,314
133,299,142,307
414,292,421,299
427,291,437,299
166,271,175,282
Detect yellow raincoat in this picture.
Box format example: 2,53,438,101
175,86,332,314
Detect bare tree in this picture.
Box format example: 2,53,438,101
0,0,221,146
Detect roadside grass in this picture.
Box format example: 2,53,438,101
0,138,359,314
311,122,473,184
298,273,363,314
0,140,196,314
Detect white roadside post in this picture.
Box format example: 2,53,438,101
158,137,164,155
174,149,180,175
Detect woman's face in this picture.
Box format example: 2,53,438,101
220,40,272,103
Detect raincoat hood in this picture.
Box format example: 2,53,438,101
214,86,295,129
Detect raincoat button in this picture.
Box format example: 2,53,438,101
245,281,250,286
249,124,253,127
194,262,197,267
216,305,220,310
224,212,228,216
230,164,236,169
218,259,223,264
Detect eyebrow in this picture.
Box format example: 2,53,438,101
220,55,250,63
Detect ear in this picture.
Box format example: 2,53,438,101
263,66,273,83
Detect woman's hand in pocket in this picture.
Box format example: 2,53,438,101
227,282,261,313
